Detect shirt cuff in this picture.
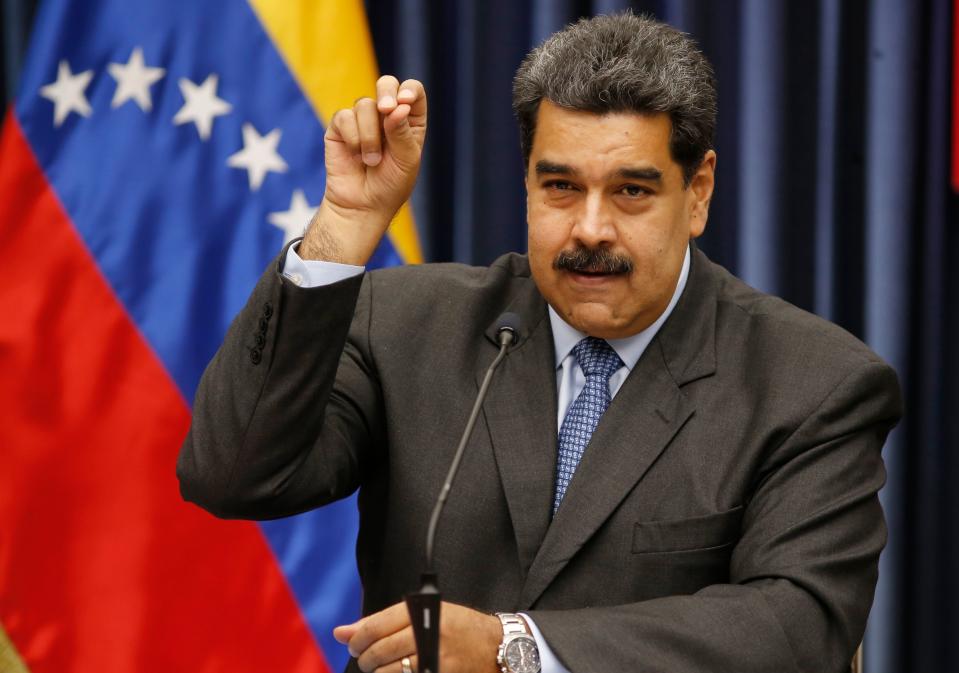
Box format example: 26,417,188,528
282,241,365,287
520,614,571,673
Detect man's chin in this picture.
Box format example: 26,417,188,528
558,302,629,338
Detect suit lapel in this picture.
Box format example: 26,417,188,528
518,341,694,607
519,244,719,608
476,280,557,577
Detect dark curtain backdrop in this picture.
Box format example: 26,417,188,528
3,1,957,672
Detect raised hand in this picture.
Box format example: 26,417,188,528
300,76,427,264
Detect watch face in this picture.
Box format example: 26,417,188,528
505,636,541,673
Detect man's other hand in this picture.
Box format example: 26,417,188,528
300,76,427,265
333,600,501,673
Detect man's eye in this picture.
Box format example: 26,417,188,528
620,184,648,197
545,180,574,191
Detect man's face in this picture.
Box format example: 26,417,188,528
526,101,715,339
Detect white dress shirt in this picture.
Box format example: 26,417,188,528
282,243,691,673
549,246,690,428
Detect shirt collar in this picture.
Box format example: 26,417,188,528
548,244,691,371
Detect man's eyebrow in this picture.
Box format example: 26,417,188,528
534,161,664,183
534,160,575,176
616,166,663,182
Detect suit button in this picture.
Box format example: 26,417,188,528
250,349,262,365
258,317,268,333
255,333,266,348
263,302,273,318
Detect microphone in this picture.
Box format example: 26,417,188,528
495,312,522,347
405,312,523,673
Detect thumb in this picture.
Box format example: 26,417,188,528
333,621,360,644
383,104,420,166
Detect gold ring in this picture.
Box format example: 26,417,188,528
401,656,413,673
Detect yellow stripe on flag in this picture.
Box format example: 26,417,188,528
249,0,424,265
0,624,30,673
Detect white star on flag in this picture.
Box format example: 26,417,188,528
227,123,288,191
107,47,165,112
269,189,318,244
39,60,94,127
173,74,232,141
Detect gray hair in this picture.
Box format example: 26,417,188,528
512,12,716,186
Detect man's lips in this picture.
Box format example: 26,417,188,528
573,268,619,276
564,268,628,285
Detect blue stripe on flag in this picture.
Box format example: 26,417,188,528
15,0,401,403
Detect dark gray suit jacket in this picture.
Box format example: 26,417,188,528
178,243,901,673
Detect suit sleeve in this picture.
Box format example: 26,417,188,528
176,244,384,520
528,359,902,673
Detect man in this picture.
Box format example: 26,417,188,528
178,13,901,673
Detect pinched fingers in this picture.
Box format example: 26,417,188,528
397,78,427,129
325,75,426,174
396,79,426,135
375,76,425,117
376,75,410,134
375,77,427,135
376,75,401,112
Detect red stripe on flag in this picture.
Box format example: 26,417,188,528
0,111,332,673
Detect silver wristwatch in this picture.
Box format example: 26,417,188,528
495,613,541,673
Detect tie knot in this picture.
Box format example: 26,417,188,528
571,337,623,380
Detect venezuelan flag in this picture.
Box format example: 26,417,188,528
0,1,420,671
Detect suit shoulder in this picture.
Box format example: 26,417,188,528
692,258,902,441
362,252,535,326
707,260,889,373
367,252,529,290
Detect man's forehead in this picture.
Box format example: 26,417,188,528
534,99,672,131
530,101,676,173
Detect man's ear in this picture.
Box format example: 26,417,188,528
688,149,716,239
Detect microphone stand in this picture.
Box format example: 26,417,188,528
405,315,520,673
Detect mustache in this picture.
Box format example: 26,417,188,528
553,246,634,275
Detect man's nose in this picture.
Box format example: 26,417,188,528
571,191,617,247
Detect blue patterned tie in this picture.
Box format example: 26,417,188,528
554,337,624,514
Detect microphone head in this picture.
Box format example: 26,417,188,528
495,312,523,346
